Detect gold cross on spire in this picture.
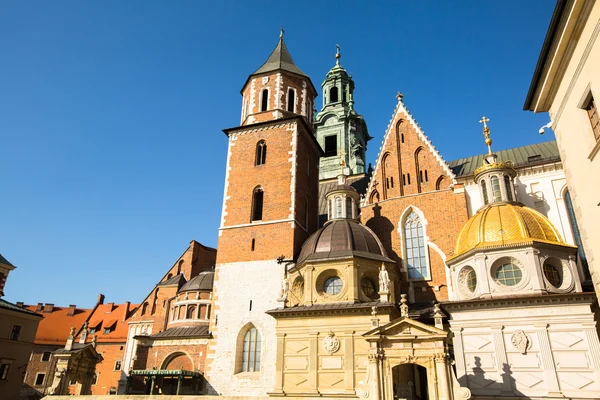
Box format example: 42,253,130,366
479,116,493,154
335,44,341,66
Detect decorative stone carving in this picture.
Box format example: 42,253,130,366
356,362,371,398
379,264,390,293
323,331,340,355
279,275,289,301
400,294,409,318
262,76,269,84
511,330,531,354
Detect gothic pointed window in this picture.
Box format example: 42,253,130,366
255,140,267,165
260,89,269,112
251,187,264,221
403,211,430,280
504,175,514,201
241,326,261,372
287,89,295,112
330,87,339,103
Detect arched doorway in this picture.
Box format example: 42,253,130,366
392,363,428,400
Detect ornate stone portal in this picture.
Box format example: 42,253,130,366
363,317,470,400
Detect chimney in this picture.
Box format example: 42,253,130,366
97,294,105,305
43,303,54,313
36,303,43,312
122,301,131,322
16,302,24,308
67,305,76,316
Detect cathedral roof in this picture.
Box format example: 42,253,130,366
179,271,214,292
450,202,574,260
297,219,393,265
251,35,308,78
448,140,560,177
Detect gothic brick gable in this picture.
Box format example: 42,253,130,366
366,96,456,204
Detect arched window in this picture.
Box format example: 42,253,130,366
481,180,489,205
260,89,269,112
255,141,267,165
186,305,197,319
504,175,513,201
335,197,343,218
287,89,295,112
251,187,264,221
346,197,353,218
241,326,261,372
330,87,339,103
141,302,148,316
403,211,430,280
490,176,502,202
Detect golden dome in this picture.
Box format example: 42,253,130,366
451,203,573,259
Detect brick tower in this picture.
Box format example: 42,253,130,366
206,32,322,395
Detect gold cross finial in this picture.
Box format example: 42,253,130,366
396,92,404,101
280,26,284,39
335,44,341,65
479,116,493,154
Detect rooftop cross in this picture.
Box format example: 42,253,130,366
335,44,341,66
396,92,404,101
479,116,493,154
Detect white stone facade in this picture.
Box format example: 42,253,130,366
446,295,600,399
207,259,285,395
118,321,154,394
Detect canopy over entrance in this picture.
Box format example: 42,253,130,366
127,369,203,395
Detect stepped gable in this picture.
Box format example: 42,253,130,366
365,95,456,204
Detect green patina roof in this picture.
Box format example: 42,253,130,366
0,253,14,268
449,140,561,177
251,36,307,78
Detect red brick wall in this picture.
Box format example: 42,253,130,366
91,342,125,395
217,120,320,264
363,105,468,303
133,343,208,373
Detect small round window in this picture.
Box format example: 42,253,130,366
360,278,377,298
494,262,522,286
324,276,343,295
543,262,563,288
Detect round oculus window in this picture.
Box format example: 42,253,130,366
494,262,522,286
458,266,477,294
324,276,343,295
543,262,563,288
360,278,377,298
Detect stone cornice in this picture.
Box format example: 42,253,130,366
442,291,596,312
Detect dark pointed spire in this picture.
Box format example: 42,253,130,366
251,35,308,78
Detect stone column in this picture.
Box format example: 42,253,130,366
535,325,561,396
272,333,285,394
368,352,381,400
434,354,451,400
343,333,355,394
491,327,513,394
308,333,319,392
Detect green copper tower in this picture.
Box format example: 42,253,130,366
314,45,371,180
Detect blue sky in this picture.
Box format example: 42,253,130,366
1,1,555,307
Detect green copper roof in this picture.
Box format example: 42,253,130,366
0,253,14,267
448,140,561,177
251,36,307,78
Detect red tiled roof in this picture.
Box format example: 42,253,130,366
25,305,92,345
85,303,139,343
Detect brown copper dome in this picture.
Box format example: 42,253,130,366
178,271,214,292
297,219,392,264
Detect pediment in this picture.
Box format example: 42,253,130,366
363,317,446,339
